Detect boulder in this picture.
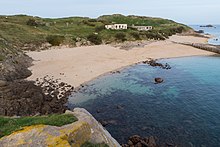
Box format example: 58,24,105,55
154,78,164,84
0,80,7,87
148,136,157,147
129,135,142,144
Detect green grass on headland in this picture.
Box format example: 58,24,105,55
0,14,190,47
0,114,77,138
0,14,192,61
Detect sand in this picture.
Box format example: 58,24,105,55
26,35,215,87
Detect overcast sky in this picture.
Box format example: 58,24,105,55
0,0,219,24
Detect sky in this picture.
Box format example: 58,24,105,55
0,0,219,25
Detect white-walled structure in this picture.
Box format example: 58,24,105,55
105,24,128,30
132,25,153,31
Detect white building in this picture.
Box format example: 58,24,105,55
132,25,153,31
105,24,128,30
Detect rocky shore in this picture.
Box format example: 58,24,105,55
0,51,74,116
0,77,74,116
180,42,220,54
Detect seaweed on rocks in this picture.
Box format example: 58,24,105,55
122,135,159,147
0,77,74,116
142,59,171,70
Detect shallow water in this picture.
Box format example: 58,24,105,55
68,56,220,146
190,25,220,45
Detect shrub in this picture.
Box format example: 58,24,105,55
26,18,39,26
26,18,45,27
88,19,97,22
87,34,102,45
82,20,96,26
46,35,65,46
144,31,165,40
130,32,140,40
95,25,105,32
115,32,126,42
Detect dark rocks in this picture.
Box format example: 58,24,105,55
154,78,164,84
116,104,124,110
142,59,171,70
200,24,214,27
122,135,158,147
96,109,101,113
195,30,204,34
129,135,142,144
0,77,74,116
148,136,157,147
0,53,32,81
0,80,7,87
100,120,117,127
111,70,121,74
100,120,108,127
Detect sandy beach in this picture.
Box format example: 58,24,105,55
26,35,215,87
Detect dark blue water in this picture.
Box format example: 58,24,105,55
68,56,220,146
190,25,220,45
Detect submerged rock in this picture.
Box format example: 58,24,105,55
129,135,142,144
122,135,158,147
154,78,164,84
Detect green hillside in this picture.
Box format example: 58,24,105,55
0,14,191,59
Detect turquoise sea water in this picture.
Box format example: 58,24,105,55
190,25,220,45
68,55,220,146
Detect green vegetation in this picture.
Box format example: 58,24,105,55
130,32,140,40
0,114,77,138
0,14,191,61
46,35,65,46
87,34,102,45
81,142,109,147
115,32,127,42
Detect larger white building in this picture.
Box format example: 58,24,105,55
105,24,128,30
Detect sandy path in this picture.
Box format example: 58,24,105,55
26,35,215,87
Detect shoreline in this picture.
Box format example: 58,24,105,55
26,35,215,88
72,54,216,91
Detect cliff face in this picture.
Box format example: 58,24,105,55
0,108,121,147
71,108,120,147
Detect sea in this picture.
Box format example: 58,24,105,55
190,25,220,45
68,25,220,146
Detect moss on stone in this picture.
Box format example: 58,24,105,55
0,114,77,138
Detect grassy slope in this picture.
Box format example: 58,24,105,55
0,114,77,138
0,14,191,49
